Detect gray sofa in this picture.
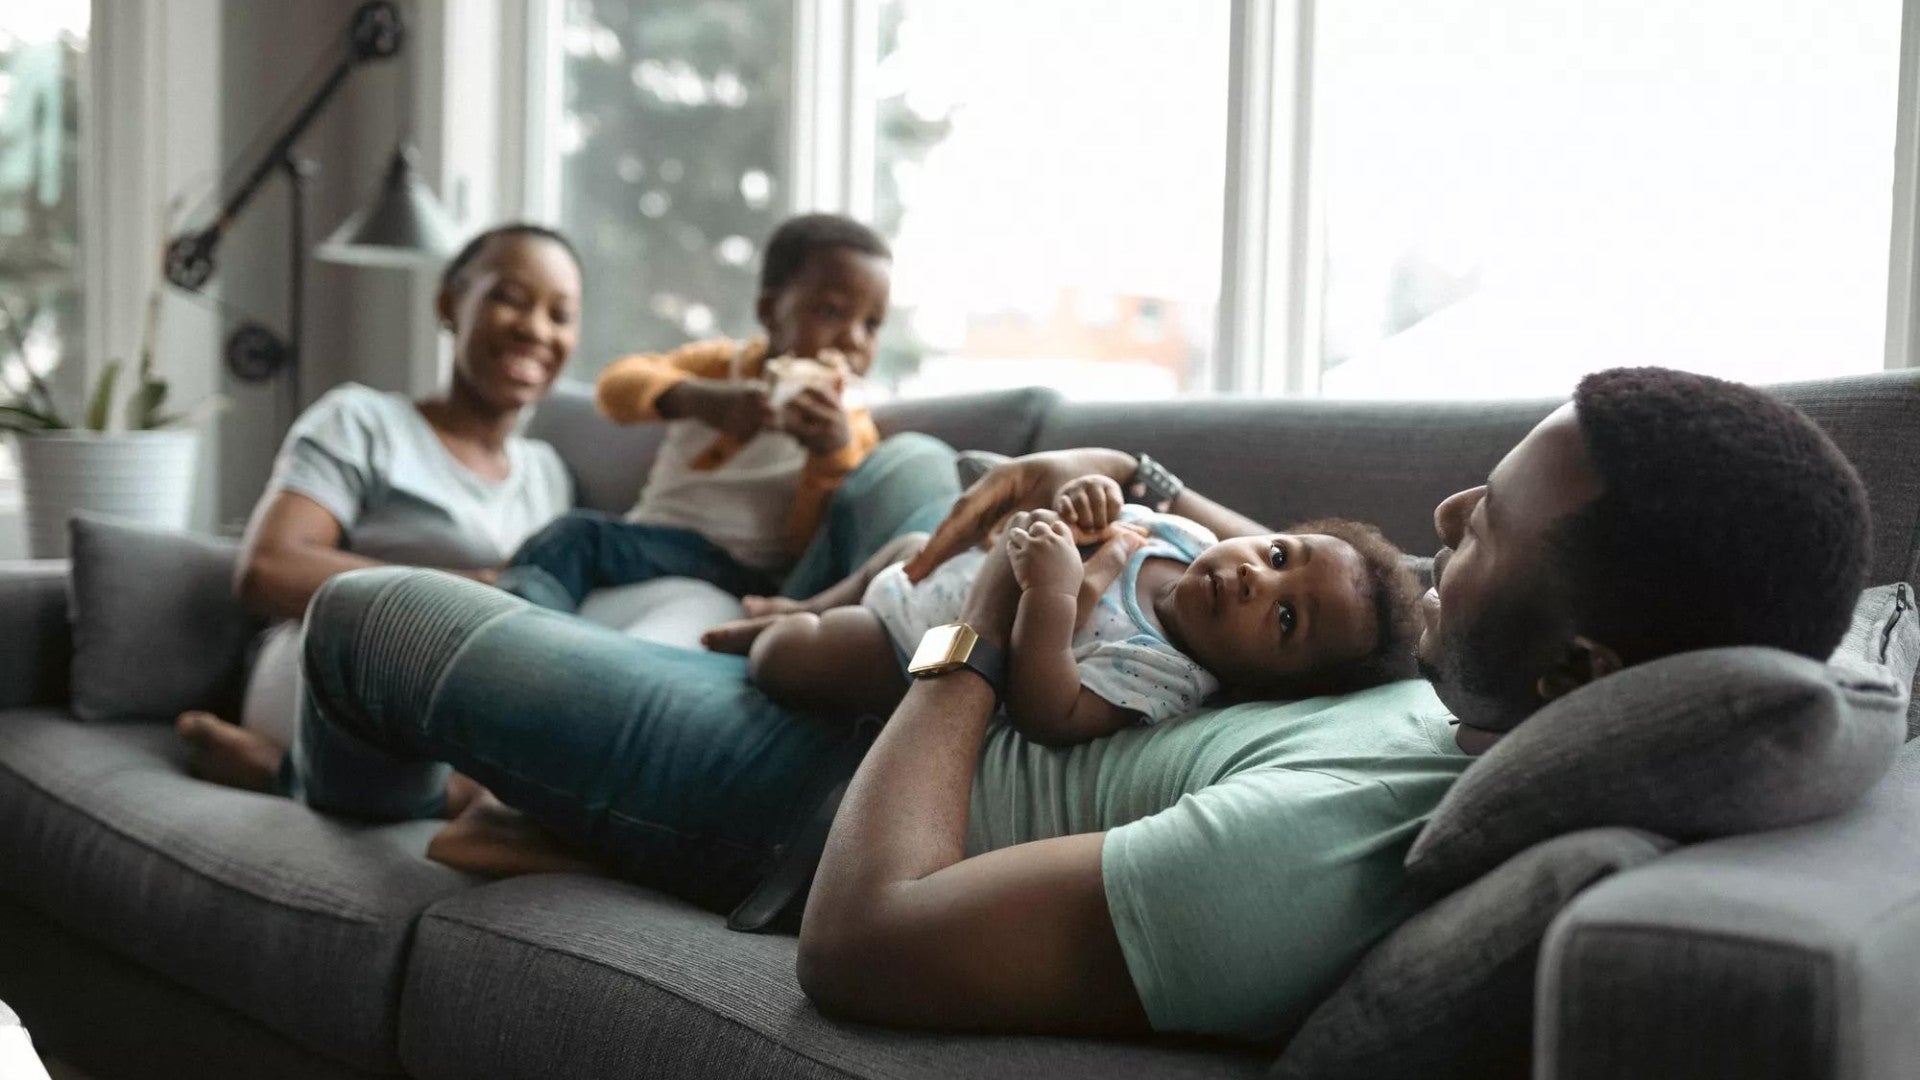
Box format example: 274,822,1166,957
3,372,1918,1079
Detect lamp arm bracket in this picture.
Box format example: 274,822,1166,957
162,0,404,292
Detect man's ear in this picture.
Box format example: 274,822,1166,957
754,290,776,332
1535,635,1623,702
434,287,456,332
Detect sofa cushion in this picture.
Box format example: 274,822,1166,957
67,514,257,723
1272,827,1674,1080
0,710,475,1073
870,387,1060,459
1405,646,1908,896
526,381,1058,517
402,875,1267,1080
578,577,746,649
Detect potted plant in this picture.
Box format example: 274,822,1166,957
0,290,222,558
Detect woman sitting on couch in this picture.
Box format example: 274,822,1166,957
175,223,584,793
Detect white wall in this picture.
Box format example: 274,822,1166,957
213,0,430,531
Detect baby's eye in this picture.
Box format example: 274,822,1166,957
1268,542,1287,569
1277,602,1297,636
816,303,844,319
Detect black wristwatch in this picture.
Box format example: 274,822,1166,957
1124,452,1185,513
907,622,1007,707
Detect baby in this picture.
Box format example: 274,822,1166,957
707,474,1423,744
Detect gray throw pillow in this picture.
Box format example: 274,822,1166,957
1405,583,1917,896
68,513,259,722
1272,827,1675,1080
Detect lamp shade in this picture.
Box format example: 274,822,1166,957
315,143,459,268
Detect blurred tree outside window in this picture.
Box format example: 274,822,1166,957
557,0,794,377
0,4,88,497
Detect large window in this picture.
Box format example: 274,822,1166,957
869,0,1229,398
0,3,87,502
1314,1,1903,399
556,0,793,375
532,0,1912,400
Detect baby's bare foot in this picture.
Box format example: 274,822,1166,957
175,711,282,793
742,595,807,617
701,613,785,654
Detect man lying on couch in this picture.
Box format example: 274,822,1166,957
794,365,1872,1037
290,367,1870,1041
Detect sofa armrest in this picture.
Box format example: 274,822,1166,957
0,560,70,710
1536,742,1920,1080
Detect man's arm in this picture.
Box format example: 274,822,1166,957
904,448,1266,582
798,542,1150,1035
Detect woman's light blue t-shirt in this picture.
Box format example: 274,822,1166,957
271,383,573,567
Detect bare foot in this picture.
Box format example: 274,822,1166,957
175,711,282,793
427,791,603,878
742,595,808,617
700,612,786,654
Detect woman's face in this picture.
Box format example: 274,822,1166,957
439,234,583,411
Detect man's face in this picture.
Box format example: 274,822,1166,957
1416,404,1603,733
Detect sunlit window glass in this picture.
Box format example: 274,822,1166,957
1314,2,1901,399
871,0,1230,399
0,3,88,497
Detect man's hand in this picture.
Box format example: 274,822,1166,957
782,384,854,456
661,380,776,442
905,449,1135,583
1054,474,1125,537
1005,511,1081,599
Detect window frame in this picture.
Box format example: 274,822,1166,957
472,0,1920,396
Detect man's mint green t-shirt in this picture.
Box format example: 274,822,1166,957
966,679,1468,1041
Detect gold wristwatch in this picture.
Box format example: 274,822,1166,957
907,622,1008,705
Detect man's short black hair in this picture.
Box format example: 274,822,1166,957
759,213,891,295
1554,367,1870,665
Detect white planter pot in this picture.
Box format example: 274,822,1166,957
15,430,200,558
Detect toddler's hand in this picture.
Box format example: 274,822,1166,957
1004,510,1082,598
674,382,774,442
1054,474,1126,540
782,383,852,456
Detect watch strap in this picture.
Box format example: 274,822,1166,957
1124,452,1185,513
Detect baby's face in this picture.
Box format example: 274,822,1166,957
1161,533,1376,693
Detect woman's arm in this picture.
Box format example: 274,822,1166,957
797,536,1150,1035
235,491,493,621
903,448,1266,582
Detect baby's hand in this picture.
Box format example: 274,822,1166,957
1054,474,1126,541
1004,509,1081,598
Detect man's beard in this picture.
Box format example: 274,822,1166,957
1419,605,1556,733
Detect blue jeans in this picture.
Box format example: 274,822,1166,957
290,434,960,912
498,514,776,612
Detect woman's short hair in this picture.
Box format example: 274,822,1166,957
439,223,582,295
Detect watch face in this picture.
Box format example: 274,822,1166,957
908,622,978,675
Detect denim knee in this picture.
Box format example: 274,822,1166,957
510,510,608,566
